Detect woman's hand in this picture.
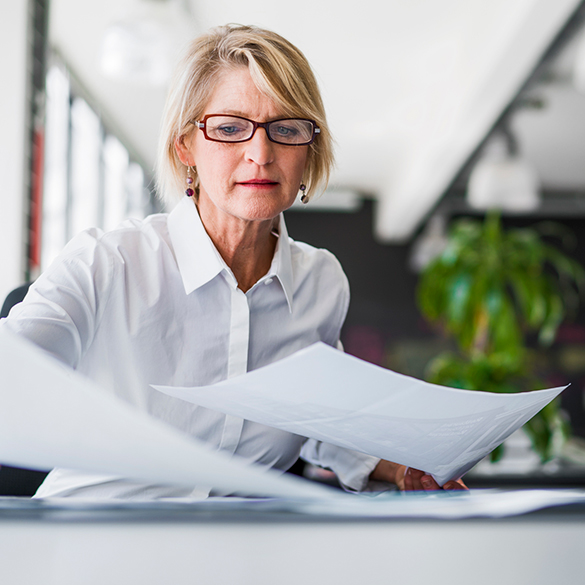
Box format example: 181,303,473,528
370,459,467,491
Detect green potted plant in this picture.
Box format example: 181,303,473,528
417,212,585,462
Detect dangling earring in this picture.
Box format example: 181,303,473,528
185,166,195,197
300,183,308,204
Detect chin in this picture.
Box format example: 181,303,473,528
236,196,294,221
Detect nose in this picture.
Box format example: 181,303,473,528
244,127,275,166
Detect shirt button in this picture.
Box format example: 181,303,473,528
264,278,273,285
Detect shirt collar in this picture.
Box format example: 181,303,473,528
168,197,295,311
168,197,225,295
270,214,294,313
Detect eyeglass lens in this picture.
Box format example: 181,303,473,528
203,116,315,145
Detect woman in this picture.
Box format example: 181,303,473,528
2,25,463,496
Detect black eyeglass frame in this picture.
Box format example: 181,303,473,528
193,114,321,146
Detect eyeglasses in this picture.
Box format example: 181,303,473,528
193,114,320,146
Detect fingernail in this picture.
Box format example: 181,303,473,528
444,483,453,490
421,478,432,488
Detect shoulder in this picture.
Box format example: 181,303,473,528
289,238,349,291
286,238,350,340
37,213,173,299
59,212,171,264
95,212,170,251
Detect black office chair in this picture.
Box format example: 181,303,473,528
0,282,50,496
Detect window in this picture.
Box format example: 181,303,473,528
42,63,156,270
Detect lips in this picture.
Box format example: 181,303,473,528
237,179,279,186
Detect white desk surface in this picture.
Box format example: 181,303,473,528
1,498,585,585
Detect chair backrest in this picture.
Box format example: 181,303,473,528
1,282,33,318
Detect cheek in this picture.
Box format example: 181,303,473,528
193,133,228,168
293,152,309,181
196,146,236,185
282,149,308,181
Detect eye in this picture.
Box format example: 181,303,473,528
268,120,314,144
205,117,251,141
273,124,299,137
216,124,246,136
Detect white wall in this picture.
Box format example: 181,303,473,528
0,1,30,302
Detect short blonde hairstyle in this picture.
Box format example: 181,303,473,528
156,24,334,205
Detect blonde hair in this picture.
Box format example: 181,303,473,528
156,24,334,205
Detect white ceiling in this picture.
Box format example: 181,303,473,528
49,0,585,241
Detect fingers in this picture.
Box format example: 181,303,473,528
372,460,469,491
403,468,439,491
418,472,441,491
402,468,468,491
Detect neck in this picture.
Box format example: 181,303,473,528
195,200,279,293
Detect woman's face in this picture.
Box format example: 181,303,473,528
181,67,309,225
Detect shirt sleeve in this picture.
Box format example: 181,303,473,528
0,228,113,369
300,439,394,494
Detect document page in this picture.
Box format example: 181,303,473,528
0,328,333,499
154,343,566,485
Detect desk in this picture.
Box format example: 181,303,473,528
1,498,585,585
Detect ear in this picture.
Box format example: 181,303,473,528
174,134,195,166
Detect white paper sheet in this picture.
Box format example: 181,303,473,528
297,488,585,519
154,343,566,485
3,489,585,520
0,328,334,499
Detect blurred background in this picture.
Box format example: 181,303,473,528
4,0,585,487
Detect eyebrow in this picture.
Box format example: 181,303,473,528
220,109,248,117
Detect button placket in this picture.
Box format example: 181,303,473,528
218,283,249,454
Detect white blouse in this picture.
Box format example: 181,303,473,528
2,196,381,498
